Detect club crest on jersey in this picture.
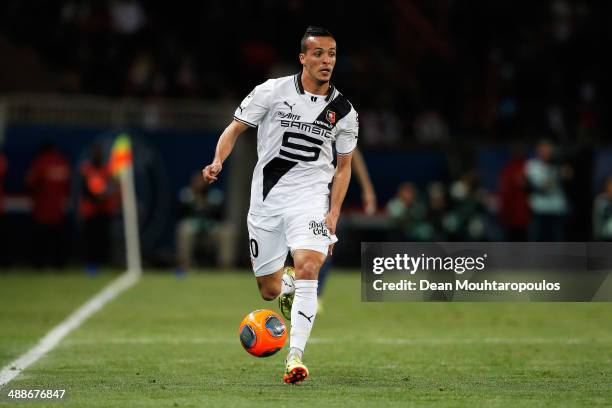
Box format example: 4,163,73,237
326,110,336,125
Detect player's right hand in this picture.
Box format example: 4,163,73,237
202,161,222,184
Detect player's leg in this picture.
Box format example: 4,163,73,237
282,209,334,384
291,249,325,348
247,213,288,300
255,268,284,300
278,265,296,320
283,249,325,384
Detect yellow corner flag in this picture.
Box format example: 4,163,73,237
109,134,133,176
109,133,141,274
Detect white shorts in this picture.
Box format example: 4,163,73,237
247,209,338,277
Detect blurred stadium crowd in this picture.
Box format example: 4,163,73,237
1,0,612,269
2,0,609,143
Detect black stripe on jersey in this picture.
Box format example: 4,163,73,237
294,73,335,101
233,116,256,128
262,157,298,201
294,73,304,94
325,84,335,102
313,93,352,130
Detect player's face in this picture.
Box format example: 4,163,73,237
300,36,336,84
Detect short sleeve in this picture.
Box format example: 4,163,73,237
335,108,359,155
233,79,275,127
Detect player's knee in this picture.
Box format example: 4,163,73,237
295,258,322,280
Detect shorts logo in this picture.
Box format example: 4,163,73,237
309,220,330,238
326,110,336,125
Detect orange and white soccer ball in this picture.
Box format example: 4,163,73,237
238,309,287,357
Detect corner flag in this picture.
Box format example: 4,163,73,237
109,134,133,176
110,133,141,275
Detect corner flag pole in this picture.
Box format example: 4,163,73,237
110,134,142,276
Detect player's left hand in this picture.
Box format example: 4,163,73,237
324,211,338,236
325,211,338,257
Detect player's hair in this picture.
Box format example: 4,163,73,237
300,26,334,52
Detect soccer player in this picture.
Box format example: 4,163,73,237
202,26,358,384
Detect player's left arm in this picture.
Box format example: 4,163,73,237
326,152,353,238
325,105,359,253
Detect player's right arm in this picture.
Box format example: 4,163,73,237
202,120,249,184
202,79,274,184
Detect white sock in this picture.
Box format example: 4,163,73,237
289,280,318,354
280,271,295,296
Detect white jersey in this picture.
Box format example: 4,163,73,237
234,74,358,216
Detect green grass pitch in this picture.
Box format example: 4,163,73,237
0,270,611,407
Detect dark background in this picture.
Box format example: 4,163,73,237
1,0,611,268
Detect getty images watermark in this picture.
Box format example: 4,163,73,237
371,253,560,292
361,242,612,301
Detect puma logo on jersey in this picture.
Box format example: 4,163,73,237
298,311,314,322
277,101,301,120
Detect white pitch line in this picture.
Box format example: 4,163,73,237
0,271,139,388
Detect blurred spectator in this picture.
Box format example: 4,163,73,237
361,108,402,147
78,145,119,272
0,151,7,267
414,110,449,145
577,81,598,137
125,51,167,96
175,54,199,97
498,145,530,241
426,182,449,240
386,182,433,241
445,170,488,241
593,176,612,241
0,151,6,214
175,172,227,272
26,142,71,268
525,141,570,241
110,0,146,35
